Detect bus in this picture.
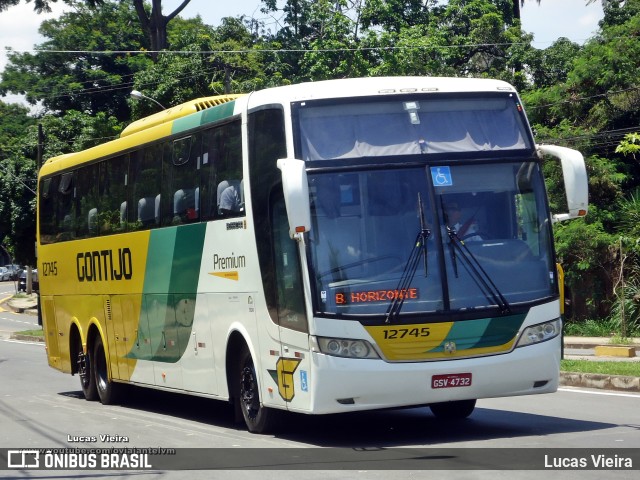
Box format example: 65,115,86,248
37,77,588,433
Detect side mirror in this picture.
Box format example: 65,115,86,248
277,158,311,238
538,145,588,222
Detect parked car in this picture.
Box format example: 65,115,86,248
4,264,23,280
0,267,10,281
18,269,38,292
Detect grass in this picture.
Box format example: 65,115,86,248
15,329,44,337
561,359,640,377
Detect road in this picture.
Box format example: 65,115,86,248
0,282,39,338
0,301,638,479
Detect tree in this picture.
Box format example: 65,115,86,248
0,101,36,264
522,0,640,322
0,1,151,120
131,0,192,61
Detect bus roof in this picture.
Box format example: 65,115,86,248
38,77,518,178
246,76,516,108
120,94,245,138
40,94,244,177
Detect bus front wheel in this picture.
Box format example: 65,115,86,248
237,348,277,434
93,335,121,405
429,399,476,419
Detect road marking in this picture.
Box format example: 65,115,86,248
559,387,640,398
0,338,45,346
0,294,12,312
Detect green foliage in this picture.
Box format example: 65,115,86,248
0,1,150,120
609,276,640,337
554,216,617,319
616,132,640,160
564,318,618,337
560,359,640,377
0,101,36,261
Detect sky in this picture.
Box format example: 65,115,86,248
0,0,605,104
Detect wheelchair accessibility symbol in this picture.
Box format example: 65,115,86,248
430,166,453,186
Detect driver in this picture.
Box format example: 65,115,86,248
445,202,482,241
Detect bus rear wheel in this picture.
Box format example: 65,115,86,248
93,335,121,405
77,337,97,401
237,348,277,434
429,399,476,419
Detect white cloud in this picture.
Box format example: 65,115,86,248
0,2,67,69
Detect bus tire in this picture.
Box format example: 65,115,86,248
429,399,476,419
78,337,98,401
237,348,277,434
93,335,121,405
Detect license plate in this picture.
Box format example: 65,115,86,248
431,373,472,389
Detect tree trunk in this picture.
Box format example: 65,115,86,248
132,0,192,62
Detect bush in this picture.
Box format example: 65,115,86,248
563,318,618,337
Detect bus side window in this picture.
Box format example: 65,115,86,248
131,144,163,230
272,196,308,332
168,134,200,224
199,127,218,221
100,155,129,234
75,163,99,239
39,176,58,244
57,172,76,241
215,121,243,218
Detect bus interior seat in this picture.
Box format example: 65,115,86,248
216,179,242,214
120,201,127,226
155,194,161,225
138,196,159,226
173,188,198,221
88,208,98,234
62,214,73,231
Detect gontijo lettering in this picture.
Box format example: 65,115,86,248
336,288,418,305
76,248,133,282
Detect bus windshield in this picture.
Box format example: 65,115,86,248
297,95,532,160
308,162,555,317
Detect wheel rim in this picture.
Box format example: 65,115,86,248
240,365,259,420
78,347,90,389
95,344,108,392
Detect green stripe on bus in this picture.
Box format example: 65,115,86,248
431,313,525,352
169,223,207,293
172,111,204,135
144,228,177,293
472,314,526,348
172,101,237,135
201,101,236,125
132,223,207,363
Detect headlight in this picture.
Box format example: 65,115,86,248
516,319,562,347
313,336,380,359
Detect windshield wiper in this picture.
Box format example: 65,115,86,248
386,193,431,323
444,224,511,314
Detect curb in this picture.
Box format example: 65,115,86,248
10,334,45,343
560,372,640,392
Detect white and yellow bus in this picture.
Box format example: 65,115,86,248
37,77,588,433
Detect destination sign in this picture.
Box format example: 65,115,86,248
335,288,418,305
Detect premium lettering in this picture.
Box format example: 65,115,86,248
77,248,133,282
213,253,246,270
